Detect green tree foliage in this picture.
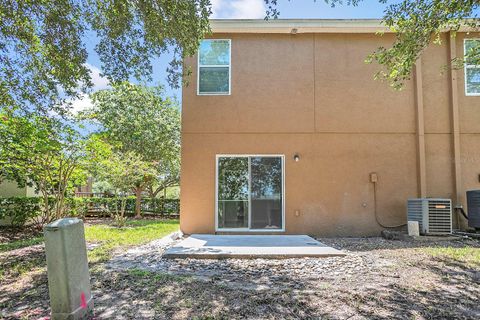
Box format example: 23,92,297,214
265,0,480,89
83,83,181,217
0,110,87,225
0,0,211,113
86,136,157,224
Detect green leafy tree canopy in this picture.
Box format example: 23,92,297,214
83,82,181,216
0,0,211,113
0,110,87,224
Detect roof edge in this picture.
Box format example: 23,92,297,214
209,19,477,34
210,19,388,34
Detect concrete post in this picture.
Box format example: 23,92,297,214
44,218,94,320
408,221,420,237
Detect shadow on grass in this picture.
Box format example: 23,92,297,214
0,226,43,253
3,259,479,320
0,244,45,283
91,268,320,319
90,252,480,319
0,218,179,319
334,255,480,319
1,234,479,319
0,244,49,319
0,237,43,253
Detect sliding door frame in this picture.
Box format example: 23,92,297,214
215,154,285,232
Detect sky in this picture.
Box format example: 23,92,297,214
73,0,392,112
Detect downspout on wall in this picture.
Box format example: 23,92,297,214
449,31,464,229
414,58,427,198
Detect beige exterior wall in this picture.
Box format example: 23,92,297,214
0,180,29,197
0,180,30,226
181,29,480,236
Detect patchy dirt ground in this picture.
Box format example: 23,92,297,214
1,235,479,319
0,226,41,244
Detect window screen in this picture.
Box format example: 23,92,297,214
198,40,231,95
464,39,480,95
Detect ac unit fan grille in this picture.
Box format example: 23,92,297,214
407,198,452,235
427,200,451,234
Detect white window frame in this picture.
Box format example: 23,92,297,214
464,38,480,96
215,154,285,232
197,39,232,96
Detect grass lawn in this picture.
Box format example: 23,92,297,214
423,246,480,267
0,237,43,253
0,218,179,281
85,219,179,263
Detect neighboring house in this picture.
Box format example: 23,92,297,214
0,178,91,226
0,180,38,197
0,178,92,198
180,19,480,236
0,180,38,226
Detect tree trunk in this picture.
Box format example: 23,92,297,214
41,190,50,227
147,186,155,198
120,196,126,218
134,187,142,218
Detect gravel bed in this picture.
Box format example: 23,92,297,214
111,252,390,286
105,235,475,291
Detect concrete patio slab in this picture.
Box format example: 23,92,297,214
163,234,345,259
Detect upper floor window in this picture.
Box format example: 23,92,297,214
464,39,480,96
198,39,231,95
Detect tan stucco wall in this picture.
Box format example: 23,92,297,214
0,180,39,226
181,31,480,236
0,180,28,197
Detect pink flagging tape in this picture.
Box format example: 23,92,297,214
81,292,87,309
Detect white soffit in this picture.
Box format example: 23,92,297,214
210,19,478,34
210,19,390,34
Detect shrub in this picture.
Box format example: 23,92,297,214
0,196,89,227
140,198,179,215
113,214,128,227
163,198,180,215
0,196,180,228
0,197,43,227
64,197,89,218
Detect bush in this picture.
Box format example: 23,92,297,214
0,196,89,227
163,198,180,215
0,196,180,228
85,197,180,216
0,197,43,227
113,214,128,227
64,197,89,218
139,198,179,215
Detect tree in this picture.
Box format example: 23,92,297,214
0,110,87,226
86,136,157,224
147,156,180,199
83,82,181,217
0,0,211,114
265,0,480,89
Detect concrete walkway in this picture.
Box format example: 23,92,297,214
163,234,345,259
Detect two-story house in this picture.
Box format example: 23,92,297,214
180,19,480,236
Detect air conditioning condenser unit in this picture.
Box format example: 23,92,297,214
407,198,452,235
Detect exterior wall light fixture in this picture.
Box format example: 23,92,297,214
293,154,300,162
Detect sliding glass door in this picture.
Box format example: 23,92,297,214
216,155,284,231
217,157,249,229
